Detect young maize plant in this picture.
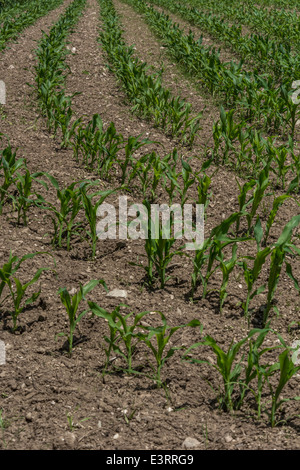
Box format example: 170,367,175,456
0,0,32,22
9,169,50,226
136,311,202,390
211,107,300,187
238,213,300,326
34,0,156,189
127,146,201,203
217,243,238,313
262,194,294,247
183,326,300,422
125,0,299,135
0,251,55,332
146,0,300,83
257,348,300,428
190,211,250,301
57,280,108,356
34,0,87,141
87,302,150,375
71,113,124,176
184,0,300,46
127,150,166,202
117,135,154,186
0,137,25,214
244,164,271,235
183,331,251,412
79,183,118,259
88,303,201,397
129,151,203,289
41,178,85,252
98,0,203,146
129,197,185,289
0,0,64,52
263,214,300,327
195,171,212,217
0,137,56,226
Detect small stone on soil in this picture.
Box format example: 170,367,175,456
182,437,201,449
107,289,128,298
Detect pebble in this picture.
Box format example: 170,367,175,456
182,437,201,449
53,432,77,450
107,289,127,299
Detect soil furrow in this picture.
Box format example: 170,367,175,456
111,0,222,152
0,0,76,184
64,0,176,155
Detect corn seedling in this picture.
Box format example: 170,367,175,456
238,247,270,324
42,178,84,251
195,172,212,216
245,164,270,235
183,333,249,412
217,243,238,312
9,169,49,225
72,114,123,178
79,183,118,259
235,327,271,412
98,0,202,145
56,99,82,149
98,121,124,180
256,348,300,427
161,149,181,205
34,0,87,143
0,251,54,331
128,151,165,201
138,0,300,134
138,311,202,388
191,211,249,300
57,279,107,355
0,409,8,430
132,198,184,288
88,302,150,374
235,178,256,234
263,214,300,326
118,135,153,186
183,327,279,413
262,194,293,246
0,0,64,53
179,159,196,206
66,407,90,431
0,139,24,214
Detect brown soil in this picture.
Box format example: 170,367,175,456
0,0,299,451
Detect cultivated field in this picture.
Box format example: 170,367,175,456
0,0,299,450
